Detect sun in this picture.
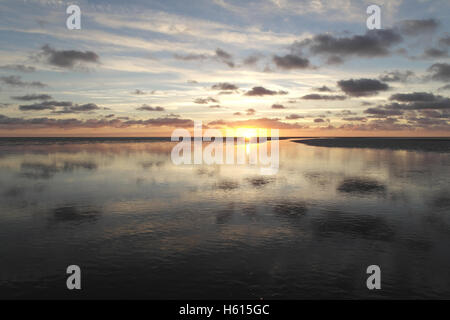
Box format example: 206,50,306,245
238,128,258,139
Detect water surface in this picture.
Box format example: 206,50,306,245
0,138,449,299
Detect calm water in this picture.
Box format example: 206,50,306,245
0,138,449,299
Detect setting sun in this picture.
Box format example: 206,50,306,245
236,128,258,139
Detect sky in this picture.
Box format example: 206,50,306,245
0,0,449,137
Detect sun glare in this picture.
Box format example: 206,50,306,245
237,128,258,139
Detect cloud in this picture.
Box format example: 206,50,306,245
397,19,439,36
314,85,333,92
215,48,234,67
428,63,450,82
211,82,239,91
342,117,367,122
133,89,147,95
439,35,450,47
271,104,286,109
209,105,221,109
243,54,262,65
194,97,219,104
383,99,450,111
0,75,47,88
208,117,306,129
244,86,288,96
295,29,402,62
56,103,103,113
19,100,73,111
0,115,194,129
419,110,449,119
177,49,235,67
337,78,389,97
174,53,209,61
379,70,414,82
285,114,304,120
136,104,165,111
38,45,100,69
335,110,357,116
423,48,448,58
246,108,256,115
18,100,106,114
389,92,438,102
438,84,450,91
314,118,325,123
301,94,346,100
325,55,344,65
0,64,36,72
12,94,52,101
272,54,311,69
364,107,404,117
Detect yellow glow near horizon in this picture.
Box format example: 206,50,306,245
236,127,258,138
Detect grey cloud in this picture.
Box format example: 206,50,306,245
53,103,102,114
0,75,47,88
384,99,450,110
271,104,286,109
12,94,52,101
174,49,234,67
314,85,333,92
438,84,450,91
133,89,148,95
246,108,256,115
439,35,450,47
336,110,357,116
273,54,311,70
0,64,36,72
342,117,367,122
136,105,165,111
428,63,450,82
423,48,448,58
389,92,438,102
243,54,262,65
337,78,389,97
285,114,304,120
314,118,325,123
215,48,234,67
244,86,288,96
397,19,439,36
301,94,346,100
174,53,209,61
194,97,219,104
326,55,344,65
19,100,72,111
207,117,307,129
39,45,100,68
379,70,414,82
419,110,449,119
211,83,239,91
297,29,402,61
364,107,403,116
0,114,194,129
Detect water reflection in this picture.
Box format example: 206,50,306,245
0,139,449,299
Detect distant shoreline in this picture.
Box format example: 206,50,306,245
292,137,450,153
